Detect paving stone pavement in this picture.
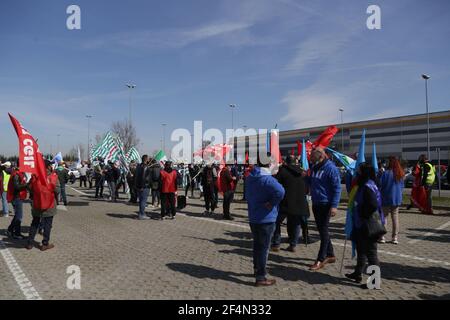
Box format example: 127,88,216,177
0,186,449,300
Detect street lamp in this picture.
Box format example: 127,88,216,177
243,125,247,136
57,134,61,153
86,115,93,161
421,74,431,160
126,83,136,125
339,108,344,151
229,104,236,131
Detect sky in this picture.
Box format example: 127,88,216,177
0,0,449,157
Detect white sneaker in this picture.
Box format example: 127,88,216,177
378,238,386,244
392,239,399,245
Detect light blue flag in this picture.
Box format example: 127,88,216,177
53,152,62,164
301,139,309,170
354,129,366,174
326,147,356,173
266,131,271,154
372,143,378,172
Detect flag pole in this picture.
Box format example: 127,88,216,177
340,238,348,274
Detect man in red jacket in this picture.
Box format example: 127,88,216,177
160,161,178,220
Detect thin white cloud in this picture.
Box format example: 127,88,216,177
83,21,254,51
281,89,346,128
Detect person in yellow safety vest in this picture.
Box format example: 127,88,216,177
1,161,12,217
418,154,436,214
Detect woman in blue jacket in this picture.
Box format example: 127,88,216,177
379,156,405,244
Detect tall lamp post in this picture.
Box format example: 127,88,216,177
86,115,92,161
229,104,236,131
339,108,344,151
422,74,431,160
126,83,136,125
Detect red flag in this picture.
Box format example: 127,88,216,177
8,113,48,186
411,164,431,214
245,152,249,164
313,125,339,149
297,140,314,161
270,129,282,163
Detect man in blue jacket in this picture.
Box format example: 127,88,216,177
308,147,341,271
245,155,285,287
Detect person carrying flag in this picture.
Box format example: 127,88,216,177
307,147,341,271
26,160,60,251
345,163,384,286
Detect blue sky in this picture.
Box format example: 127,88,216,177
1,0,449,157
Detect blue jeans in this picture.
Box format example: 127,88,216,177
272,214,305,248
8,198,23,235
313,204,335,262
249,222,276,281
138,188,150,217
59,183,67,205
1,192,9,215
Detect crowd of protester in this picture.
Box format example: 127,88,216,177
0,149,443,288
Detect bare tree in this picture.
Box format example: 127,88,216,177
111,120,140,152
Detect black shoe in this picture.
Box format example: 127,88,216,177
13,234,26,240
223,216,234,221
6,230,13,238
406,204,412,210
345,272,363,283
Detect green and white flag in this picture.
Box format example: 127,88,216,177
125,147,141,164
154,150,167,164
91,132,126,166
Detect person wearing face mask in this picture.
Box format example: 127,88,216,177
307,147,342,271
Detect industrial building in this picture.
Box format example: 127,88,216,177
234,110,450,165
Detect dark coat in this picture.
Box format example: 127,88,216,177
276,164,310,217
